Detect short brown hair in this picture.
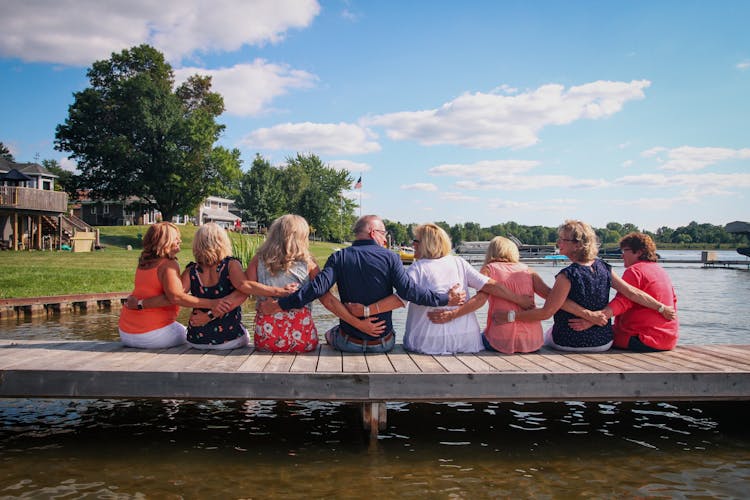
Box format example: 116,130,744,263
619,232,658,262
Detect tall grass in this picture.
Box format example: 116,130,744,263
229,233,264,268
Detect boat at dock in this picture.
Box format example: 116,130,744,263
454,235,557,259
725,220,750,258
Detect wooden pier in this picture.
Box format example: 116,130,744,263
1,340,749,438
0,292,129,319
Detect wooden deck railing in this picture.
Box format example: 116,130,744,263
0,186,68,213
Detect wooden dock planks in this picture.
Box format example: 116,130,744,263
1,341,749,403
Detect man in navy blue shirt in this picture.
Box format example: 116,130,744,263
261,215,465,353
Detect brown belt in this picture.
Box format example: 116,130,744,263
340,331,394,346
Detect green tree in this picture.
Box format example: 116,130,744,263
54,44,230,221
285,154,355,242
384,220,408,246
237,154,288,226
41,159,79,198
0,142,14,161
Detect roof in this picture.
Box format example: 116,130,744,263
201,207,240,222
0,168,32,181
0,159,57,178
725,221,750,234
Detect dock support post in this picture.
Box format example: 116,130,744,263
361,402,387,439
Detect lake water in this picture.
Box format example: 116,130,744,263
1,249,749,498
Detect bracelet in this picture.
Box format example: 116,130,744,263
657,304,665,313
507,310,516,323
363,305,370,318
207,310,215,320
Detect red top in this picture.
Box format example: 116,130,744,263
118,260,179,334
609,261,679,350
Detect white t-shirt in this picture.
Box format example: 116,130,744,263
399,255,490,354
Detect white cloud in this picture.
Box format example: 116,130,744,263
641,146,750,172
428,160,540,177
363,80,651,149
0,0,320,66
622,160,633,168
615,172,750,189
487,197,579,214
455,176,610,191
400,183,438,192
736,59,750,70
327,160,372,173
241,122,381,155
59,157,78,172
428,159,610,191
440,192,479,201
175,61,317,116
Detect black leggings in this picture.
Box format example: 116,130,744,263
627,335,666,352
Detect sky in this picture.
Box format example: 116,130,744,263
1,0,749,232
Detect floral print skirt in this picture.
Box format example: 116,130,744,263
253,307,318,353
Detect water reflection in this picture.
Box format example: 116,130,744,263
1,398,748,497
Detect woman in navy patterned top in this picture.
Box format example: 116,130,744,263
492,220,676,352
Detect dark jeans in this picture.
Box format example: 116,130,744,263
627,336,665,352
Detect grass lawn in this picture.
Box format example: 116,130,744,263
0,225,345,299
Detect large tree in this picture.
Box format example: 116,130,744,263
237,154,289,226
54,44,239,220
237,153,356,241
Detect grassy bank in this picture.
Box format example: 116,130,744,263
0,225,343,299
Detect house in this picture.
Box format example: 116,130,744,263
75,195,161,227
197,196,241,229
0,158,73,250
75,194,241,229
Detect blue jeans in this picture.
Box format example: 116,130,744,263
325,325,396,353
481,333,497,352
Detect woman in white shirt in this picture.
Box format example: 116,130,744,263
347,223,531,354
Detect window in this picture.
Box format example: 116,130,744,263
90,206,97,215
103,204,110,214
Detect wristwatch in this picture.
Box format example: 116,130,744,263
657,304,665,313
207,310,216,320
507,310,516,322
137,299,144,310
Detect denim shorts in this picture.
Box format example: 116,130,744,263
324,325,396,353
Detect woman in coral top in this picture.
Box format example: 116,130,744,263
570,232,679,351
426,236,550,353
119,222,220,348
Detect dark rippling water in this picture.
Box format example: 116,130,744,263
1,250,749,498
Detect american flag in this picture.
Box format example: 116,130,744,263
354,176,362,189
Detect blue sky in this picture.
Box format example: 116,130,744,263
1,0,749,231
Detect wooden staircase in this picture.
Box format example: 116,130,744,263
41,214,97,248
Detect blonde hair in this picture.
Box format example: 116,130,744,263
256,214,312,274
558,219,599,261
483,236,520,265
138,222,180,267
414,223,452,259
192,223,232,266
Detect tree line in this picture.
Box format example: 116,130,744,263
382,220,749,248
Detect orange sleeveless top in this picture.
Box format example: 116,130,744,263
118,260,179,334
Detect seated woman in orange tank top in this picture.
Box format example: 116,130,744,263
118,222,221,348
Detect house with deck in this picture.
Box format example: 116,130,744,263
0,158,90,250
